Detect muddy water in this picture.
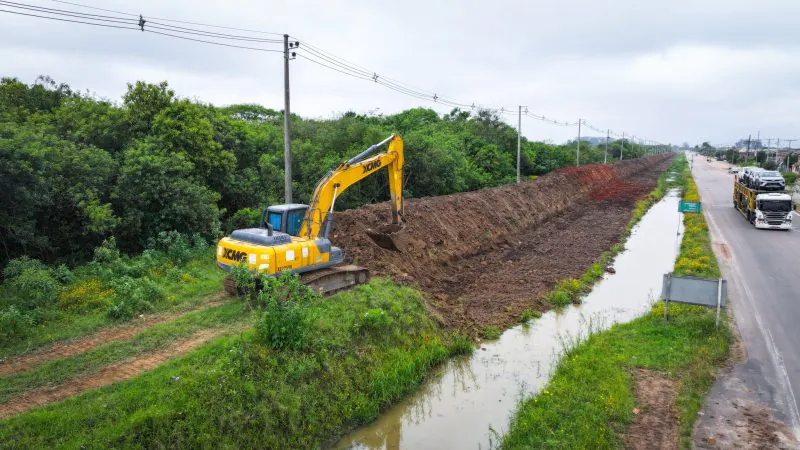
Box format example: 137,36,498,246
335,192,683,450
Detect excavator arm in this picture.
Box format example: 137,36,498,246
299,135,404,239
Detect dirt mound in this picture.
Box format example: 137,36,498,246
332,155,673,332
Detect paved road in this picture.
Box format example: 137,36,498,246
691,154,800,446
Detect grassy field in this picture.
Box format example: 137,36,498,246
502,153,731,449
1,235,225,358
0,278,471,448
0,301,249,403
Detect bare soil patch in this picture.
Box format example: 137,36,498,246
333,155,673,334
0,327,239,418
624,369,680,450
0,292,228,377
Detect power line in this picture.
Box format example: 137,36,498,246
2,1,284,44
145,29,283,53
1,1,664,145
51,0,285,36
0,7,137,30
0,1,283,52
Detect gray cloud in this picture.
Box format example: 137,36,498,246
2,0,799,145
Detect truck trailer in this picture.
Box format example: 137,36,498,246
733,178,793,229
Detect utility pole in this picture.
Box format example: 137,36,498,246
576,118,582,166
746,134,751,162
283,34,293,204
785,139,796,170
620,132,625,161
604,129,609,164
517,105,523,183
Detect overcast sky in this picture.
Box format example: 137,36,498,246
2,0,799,146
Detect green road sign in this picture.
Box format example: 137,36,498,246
679,201,702,213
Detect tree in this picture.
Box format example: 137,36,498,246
123,81,174,137
113,139,220,251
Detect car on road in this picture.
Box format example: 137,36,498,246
751,170,786,191
728,166,740,174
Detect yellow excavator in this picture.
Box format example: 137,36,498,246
216,134,404,295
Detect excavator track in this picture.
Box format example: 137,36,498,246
223,265,369,297
300,265,370,295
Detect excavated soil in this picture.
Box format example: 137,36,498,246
624,369,680,450
332,155,673,334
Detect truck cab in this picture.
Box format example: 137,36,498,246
753,193,793,229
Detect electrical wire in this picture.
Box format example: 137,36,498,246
0,1,665,143
1,1,283,52
145,29,283,52
2,1,284,44
0,7,137,30
51,0,285,36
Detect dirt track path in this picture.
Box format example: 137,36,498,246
0,326,241,418
0,291,228,377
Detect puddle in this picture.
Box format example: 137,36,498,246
335,191,683,450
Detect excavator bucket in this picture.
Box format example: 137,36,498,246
365,223,407,252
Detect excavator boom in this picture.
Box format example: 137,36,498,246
299,134,404,243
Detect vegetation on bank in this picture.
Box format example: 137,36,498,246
1,232,222,353
0,277,472,448
503,153,731,449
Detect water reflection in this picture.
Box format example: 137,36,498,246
336,191,683,450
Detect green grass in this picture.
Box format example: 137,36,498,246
0,278,472,448
481,326,501,340
502,153,731,449
0,300,248,403
0,251,225,359
502,304,730,449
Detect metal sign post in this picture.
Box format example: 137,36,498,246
661,273,727,329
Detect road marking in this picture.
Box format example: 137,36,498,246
702,189,800,438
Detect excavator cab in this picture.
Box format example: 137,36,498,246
262,204,308,236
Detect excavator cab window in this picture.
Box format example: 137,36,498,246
266,211,283,232
286,210,304,236
262,204,309,236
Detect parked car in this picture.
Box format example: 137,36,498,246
751,170,786,191
728,166,740,174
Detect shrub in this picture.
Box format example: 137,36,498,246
92,237,121,264
146,231,194,264
254,273,319,351
0,306,35,341
782,171,797,185
52,264,74,284
3,256,49,280
106,276,165,320
58,278,115,311
3,257,60,310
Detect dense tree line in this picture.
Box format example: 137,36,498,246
0,76,649,269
